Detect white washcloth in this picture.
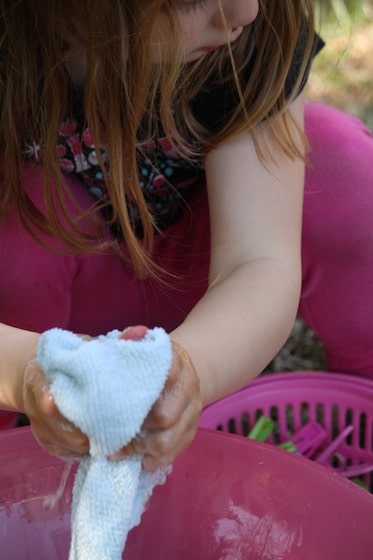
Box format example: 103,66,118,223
37,327,172,560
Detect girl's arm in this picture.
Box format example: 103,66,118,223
0,323,39,412
171,95,305,404
134,95,306,470
0,96,305,472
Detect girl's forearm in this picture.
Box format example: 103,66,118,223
171,258,301,406
0,255,299,411
0,323,39,412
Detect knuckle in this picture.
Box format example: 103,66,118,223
71,432,89,450
151,402,174,428
152,430,174,456
40,393,59,416
158,430,173,455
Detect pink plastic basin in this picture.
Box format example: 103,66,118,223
1,426,373,559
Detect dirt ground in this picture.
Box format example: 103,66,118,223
268,4,373,373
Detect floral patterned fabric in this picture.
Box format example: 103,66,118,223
24,117,205,237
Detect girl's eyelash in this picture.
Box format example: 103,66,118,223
179,0,211,12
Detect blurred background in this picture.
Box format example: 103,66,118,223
269,0,373,372
311,0,372,126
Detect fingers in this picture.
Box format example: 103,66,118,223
134,398,200,472
23,359,89,458
23,327,149,460
23,327,201,471
145,341,199,428
31,419,89,459
111,340,202,472
23,359,60,418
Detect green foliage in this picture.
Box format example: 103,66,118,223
314,0,364,17
313,0,364,19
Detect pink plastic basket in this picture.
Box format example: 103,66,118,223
200,371,373,491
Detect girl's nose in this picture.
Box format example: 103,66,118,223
213,0,259,31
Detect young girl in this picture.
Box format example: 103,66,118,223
0,1,372,470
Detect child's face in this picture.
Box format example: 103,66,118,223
176,0,259,61
66,1,259,83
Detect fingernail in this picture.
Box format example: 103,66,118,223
121,325,148,341
108,448,131,462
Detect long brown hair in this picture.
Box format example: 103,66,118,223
0,0,315,278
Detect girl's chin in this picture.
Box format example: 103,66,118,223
184,48,219,63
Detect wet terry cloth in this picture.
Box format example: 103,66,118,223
37,327,172,560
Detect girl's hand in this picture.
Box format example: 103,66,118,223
23,325,202,469
112,327,202,472
23,359,89,459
